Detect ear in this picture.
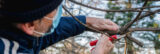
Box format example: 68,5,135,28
17,22,35,35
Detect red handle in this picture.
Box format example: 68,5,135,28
89,35,117,46
90,40,98,46
109,35,117,41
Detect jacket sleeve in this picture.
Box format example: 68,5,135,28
40,16,86,50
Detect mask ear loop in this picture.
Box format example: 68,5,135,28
34,15,57,36
33,30,45,36
44,17,54,21
33,17,54,36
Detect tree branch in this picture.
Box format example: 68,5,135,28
62,5,111,36
101,28,160,35
117,9,160,34
134,6,160,9
63,5,144,47
120,0,149,34
138,9,160,20
63,5,120,42
129,28,160,31
69,0,149,12
127,35,144,47
62,0,159,47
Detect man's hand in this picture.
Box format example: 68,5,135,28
86,17,119,32
91,34,114,54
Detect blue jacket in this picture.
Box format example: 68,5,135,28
0,16,86,54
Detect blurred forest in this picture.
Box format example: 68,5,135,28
40,0,160,54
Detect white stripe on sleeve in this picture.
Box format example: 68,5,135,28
12,41,19,54
1,38,10,54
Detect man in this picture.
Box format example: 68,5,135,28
0,0,119,54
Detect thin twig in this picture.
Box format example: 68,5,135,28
138,9,160,20
124,37,127,54
119,0,149,46
63,5,145,47
119,1,148,46
69,0,149,12
134,6,160,9
118,9,160,34
69,0,160,11
120,0,149,34
129,28,160,31
62,5,116,39
104,27,160,35
91,27,160,35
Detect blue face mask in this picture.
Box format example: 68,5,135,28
49,4,63,34
34,4,62,36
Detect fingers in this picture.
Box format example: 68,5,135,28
91,34,114,54
92,24,102,30
100,24,118,31
97,19,119,31
102,34,114,48
86,17,119,32
101,34,114,53
105,19,119,31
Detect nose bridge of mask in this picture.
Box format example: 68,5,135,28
53,4,62,26
43,4,62,36
50,4,62,32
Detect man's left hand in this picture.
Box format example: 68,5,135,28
86,17,119,32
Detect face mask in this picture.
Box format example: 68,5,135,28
34,4,62,36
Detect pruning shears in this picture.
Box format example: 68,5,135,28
90,34,126,51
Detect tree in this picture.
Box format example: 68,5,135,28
41,0,160,54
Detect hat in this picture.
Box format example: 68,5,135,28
0,0,63,23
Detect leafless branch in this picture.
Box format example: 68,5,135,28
69,0,149,12
134,6,160,9
138,9,160,20
120,0,149,34
63,5,144,47
103,28,160,35
129,28,160,31
62,5,111,37
127,36,144,47
62,0,160,48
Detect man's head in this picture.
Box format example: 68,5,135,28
0,0,63,37
16,9,57,37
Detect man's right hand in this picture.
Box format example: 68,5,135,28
91,34,114,54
